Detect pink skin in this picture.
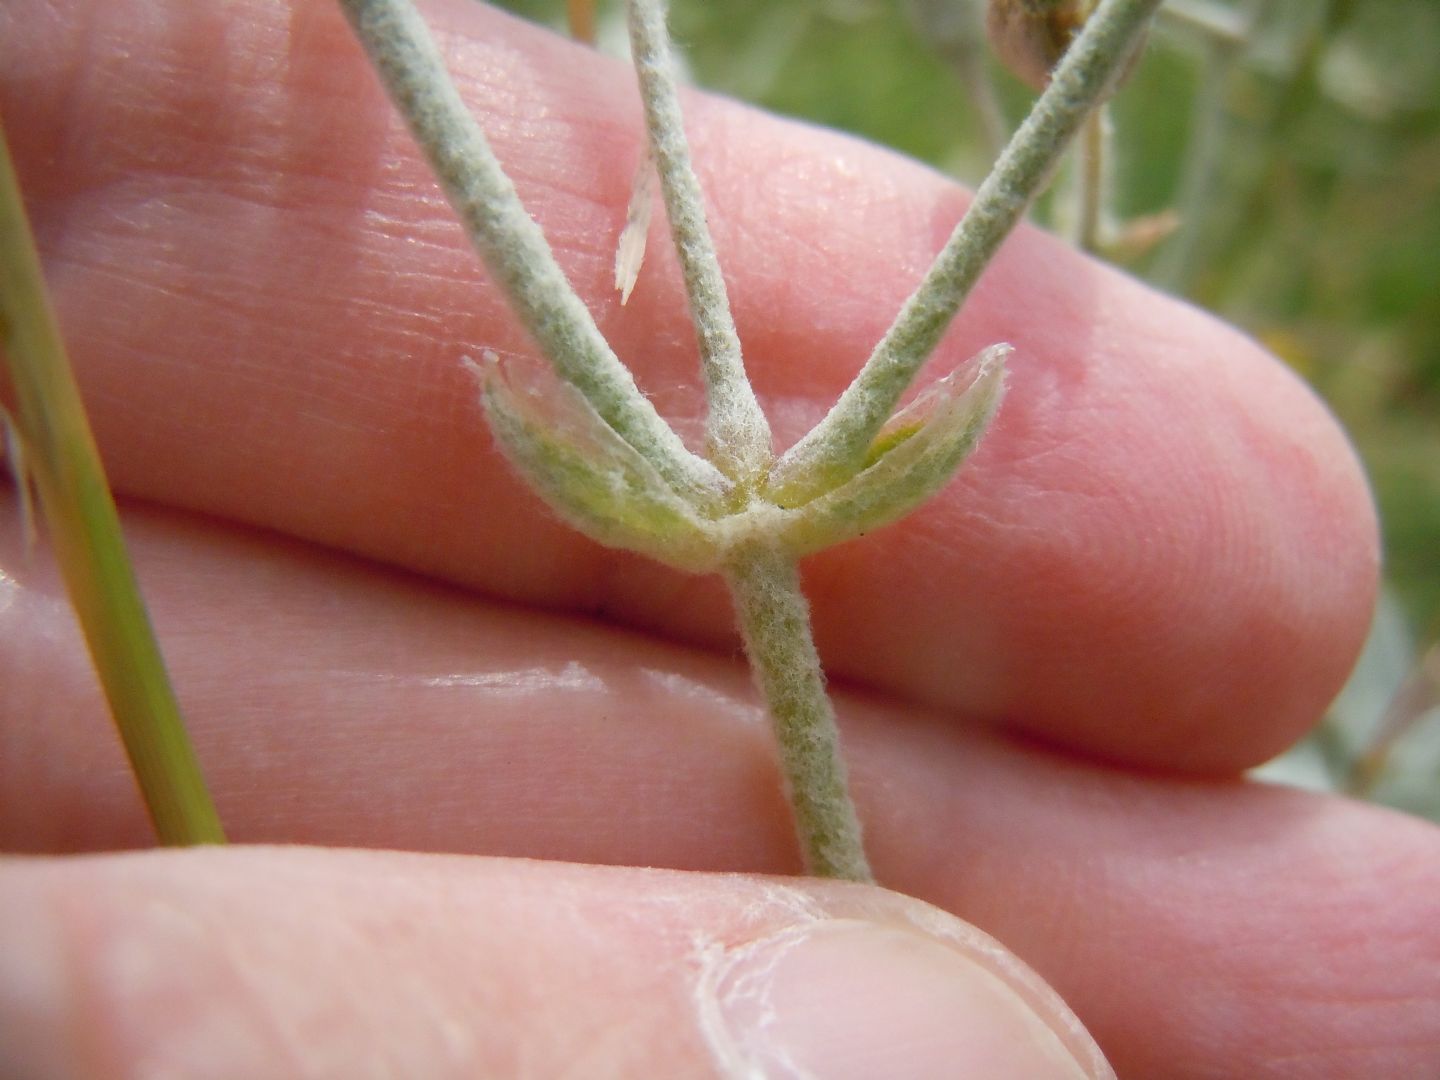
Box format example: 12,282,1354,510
1,0,1435,1076
4,0,1376,772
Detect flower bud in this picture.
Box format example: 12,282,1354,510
986,0,1092,89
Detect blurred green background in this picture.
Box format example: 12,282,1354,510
495,0,1440,815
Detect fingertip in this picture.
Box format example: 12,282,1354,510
0,848,1113,1079
703,916,1111,1080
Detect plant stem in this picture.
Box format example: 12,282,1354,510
626,0,772,487
1151,0,1266,290
1073,105,1108,253
0,126,225,847
1346,641,1440,797
947,42,1011,167
1160,0,1250,45
904,0,1008,164
724,543,872,882
337,0,727,507
771,0,1163,504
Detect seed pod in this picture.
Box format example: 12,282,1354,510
986,0,1092,89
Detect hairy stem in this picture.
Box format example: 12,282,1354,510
338,0,726,506
771,0,1163,503
0,127,225,847
626,0,772,486
724,543,872,882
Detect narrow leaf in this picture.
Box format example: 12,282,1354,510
0,126,224,846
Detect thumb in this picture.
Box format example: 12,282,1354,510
697,914,1111,1079
0,847,1112,1078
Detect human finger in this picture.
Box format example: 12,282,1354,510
0,846,1113,1079
0,0,1375,769
1,496,1434,1077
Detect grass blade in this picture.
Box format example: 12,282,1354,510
0,123,224,847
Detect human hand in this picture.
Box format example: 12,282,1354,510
1,1,1436,1076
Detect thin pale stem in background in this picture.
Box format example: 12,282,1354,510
1073,105,1109,253
771,0,1164,503
724,543,872,882
626,0,772,487
0,126,225,847
1161,0,1250,45
337,0,728,507
1151,0,1267,290
1347,642,1440,796
949,42,1010,165
904,0,1009,164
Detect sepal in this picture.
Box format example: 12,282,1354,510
475,354,722,572
770,344,1007,558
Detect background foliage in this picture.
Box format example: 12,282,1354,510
493,0,1440,816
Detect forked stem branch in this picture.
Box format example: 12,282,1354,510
339,0,1158,881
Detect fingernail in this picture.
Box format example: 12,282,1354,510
704,919,1109,1080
